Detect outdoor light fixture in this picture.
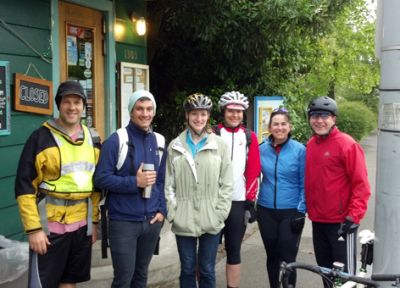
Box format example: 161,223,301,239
131,12,147,36
135,17,146,36
114,22,125,41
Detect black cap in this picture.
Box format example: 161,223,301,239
55,81,86,108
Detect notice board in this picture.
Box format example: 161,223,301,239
0,61,10,136
253,96,284,143
14,73,53,115
118,62,149,127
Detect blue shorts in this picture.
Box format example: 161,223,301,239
28,225,92,288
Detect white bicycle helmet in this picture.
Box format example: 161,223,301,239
218,91,249,111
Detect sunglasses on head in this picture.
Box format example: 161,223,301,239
272,107,288,113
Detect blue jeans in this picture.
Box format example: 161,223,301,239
176,232,221,288
109,219,162,288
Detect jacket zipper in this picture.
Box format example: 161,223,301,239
274,152,279,208
230,131,234,160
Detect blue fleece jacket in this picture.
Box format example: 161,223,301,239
94,121,167,221
258,137,306,213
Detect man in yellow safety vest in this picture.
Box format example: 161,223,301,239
15,80,101,288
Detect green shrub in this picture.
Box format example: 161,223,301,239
336,101,377,141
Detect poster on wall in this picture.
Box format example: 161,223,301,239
253,96,284,143
118,62,149,127
0,61,10,136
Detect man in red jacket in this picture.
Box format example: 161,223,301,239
305,96,371,288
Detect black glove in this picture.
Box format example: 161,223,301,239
244,201,257,224
338,219,359,238
290,211,305,234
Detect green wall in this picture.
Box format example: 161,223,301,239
115,0,147,64
0,0,52,240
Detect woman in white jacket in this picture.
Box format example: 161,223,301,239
165,93,233,288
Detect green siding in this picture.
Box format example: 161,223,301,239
1,177,16,207
115,0,146,19
0,0,52,240
115,0,147,64
0,114,47,147
0,27,51,59
0,145,24,179
0,55,52,79
0,0,50,29
1,207,26,241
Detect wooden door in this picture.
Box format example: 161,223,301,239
59,1,105,140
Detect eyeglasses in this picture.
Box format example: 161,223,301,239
309,111,332,120
272,107,288,113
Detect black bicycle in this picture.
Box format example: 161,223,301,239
279,261,379,287
279,229,400,288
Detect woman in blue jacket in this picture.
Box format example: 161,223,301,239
257,108,306,288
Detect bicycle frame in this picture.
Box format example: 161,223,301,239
279,262,379,288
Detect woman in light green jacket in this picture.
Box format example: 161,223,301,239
165,93,233,288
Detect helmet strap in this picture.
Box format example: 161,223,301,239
188,124,207,138
311,123,336,137
222,122,241,130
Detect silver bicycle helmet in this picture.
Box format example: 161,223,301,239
218,91,249,110
183,93,213,112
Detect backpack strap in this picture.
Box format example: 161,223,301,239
116,128,129,170
116,128,165,171
154,132,165,162
244,127,252,151
88,127,101,145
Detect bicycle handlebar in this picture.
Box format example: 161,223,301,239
372,274,400,282
280,262,380,288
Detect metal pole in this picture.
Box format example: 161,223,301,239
374,0,400,285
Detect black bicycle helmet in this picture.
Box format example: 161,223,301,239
183,93,213,112
307,96,338,116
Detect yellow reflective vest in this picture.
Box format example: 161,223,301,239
15,121,101,234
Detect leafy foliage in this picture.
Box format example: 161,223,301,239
277,0,379,142
147,0,378,141
336,101,377,141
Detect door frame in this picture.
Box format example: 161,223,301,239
51,0,116,137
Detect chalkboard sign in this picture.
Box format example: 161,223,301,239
0,61,11,136
14,73,53,115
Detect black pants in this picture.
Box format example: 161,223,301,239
257,206,302,288
224,201,246,265
312,222,357,288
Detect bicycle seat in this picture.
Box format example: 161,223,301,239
358,229,374,244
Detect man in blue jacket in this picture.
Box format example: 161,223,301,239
94,90,167,288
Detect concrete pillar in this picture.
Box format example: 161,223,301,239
374,0,400,285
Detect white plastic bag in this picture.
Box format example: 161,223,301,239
0,235,29,284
